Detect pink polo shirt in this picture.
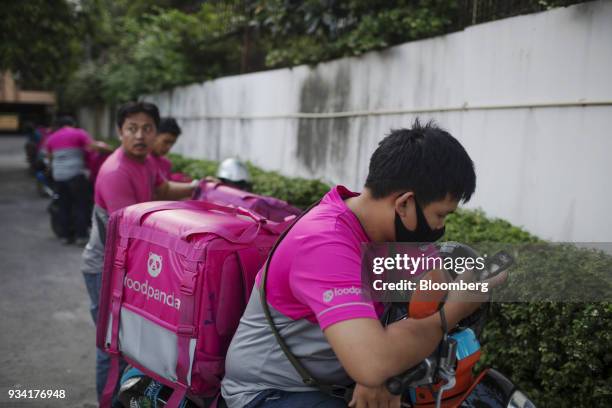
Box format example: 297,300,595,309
94,148,165,214
45,127,94,181
45,127,92,152
150,154,172,180
223,186,385,407
257,185,384,329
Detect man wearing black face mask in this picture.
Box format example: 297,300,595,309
221,119,507,408
394,195,446,243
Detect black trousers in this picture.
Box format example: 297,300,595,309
55,174,92,239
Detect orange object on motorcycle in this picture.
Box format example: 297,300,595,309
408,268,449,318
413,350,480,406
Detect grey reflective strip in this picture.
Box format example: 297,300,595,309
106,307,196,385
51,147,85,181
317,302,375,319
221,289,351,408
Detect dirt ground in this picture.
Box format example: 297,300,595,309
0,135,97,407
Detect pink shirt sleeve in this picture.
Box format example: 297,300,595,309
146,157,166,187
154,166,165,187
45,134,58,153
160,156,172,180
289,239,378,330
78,130,94,148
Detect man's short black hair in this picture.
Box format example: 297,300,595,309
54,115,76,128
116,101,160,129
158,117,182,137
365,119,476,205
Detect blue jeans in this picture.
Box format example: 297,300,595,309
245,390,347,408
83,272,102,325
83,272,126,402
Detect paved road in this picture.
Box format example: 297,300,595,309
0,136,97,407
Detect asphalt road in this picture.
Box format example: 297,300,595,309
0,136,97,407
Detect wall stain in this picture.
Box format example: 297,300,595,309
297,63,351,173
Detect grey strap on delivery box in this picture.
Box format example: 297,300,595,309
258,200,353,402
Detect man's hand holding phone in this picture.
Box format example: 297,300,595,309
444,264,509,328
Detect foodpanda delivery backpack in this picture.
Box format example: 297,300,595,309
96,200,286,408
192,181,301,223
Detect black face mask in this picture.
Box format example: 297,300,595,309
394,198,445,242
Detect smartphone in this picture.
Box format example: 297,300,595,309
480,250,514,280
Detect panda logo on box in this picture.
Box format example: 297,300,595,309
147,252,163,278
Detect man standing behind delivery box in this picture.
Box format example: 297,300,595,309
150,117,182,180
81,101,196,403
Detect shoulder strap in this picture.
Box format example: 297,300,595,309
258,199,351,400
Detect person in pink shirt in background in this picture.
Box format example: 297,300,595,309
45,116,112,245
150,117,181,180
80,101,196,404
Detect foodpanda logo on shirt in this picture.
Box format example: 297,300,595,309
147,252,163,278
323,290,334,302
323,286,363,303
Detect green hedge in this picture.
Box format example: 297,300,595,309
168,153,330,209
170,153,611,407
444,210,612,407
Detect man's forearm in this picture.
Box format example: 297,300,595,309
375,311,445,380
326,315,441,386
327,304,468,387
159,181,195,200
376,302,470,380
88,141,114,154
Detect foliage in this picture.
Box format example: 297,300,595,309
182,159,219,181
63,61,106,107
170,152,612,406
65,2,244,106
481,302,612,406
0,0,82,91
255,0,460,68
3,0,590,109
167,153,205,174
246,163,331,209
444,209,539,244
255,0,588,69
444,210,612,407
167,153,330,208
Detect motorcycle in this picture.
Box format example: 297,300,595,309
374,243,535,408
116,243,535,408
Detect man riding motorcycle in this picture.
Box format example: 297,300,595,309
220,120,507,408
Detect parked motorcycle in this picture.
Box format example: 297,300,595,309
379,243,534,408
116,243,535,408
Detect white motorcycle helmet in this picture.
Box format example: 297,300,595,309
216,158,252,191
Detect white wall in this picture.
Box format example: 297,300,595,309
94,1,612,242
77,104,115,139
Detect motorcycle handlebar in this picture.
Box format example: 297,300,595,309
386,360,430,396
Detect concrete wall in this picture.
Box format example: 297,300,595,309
77,104,115,140
82,1,612,242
